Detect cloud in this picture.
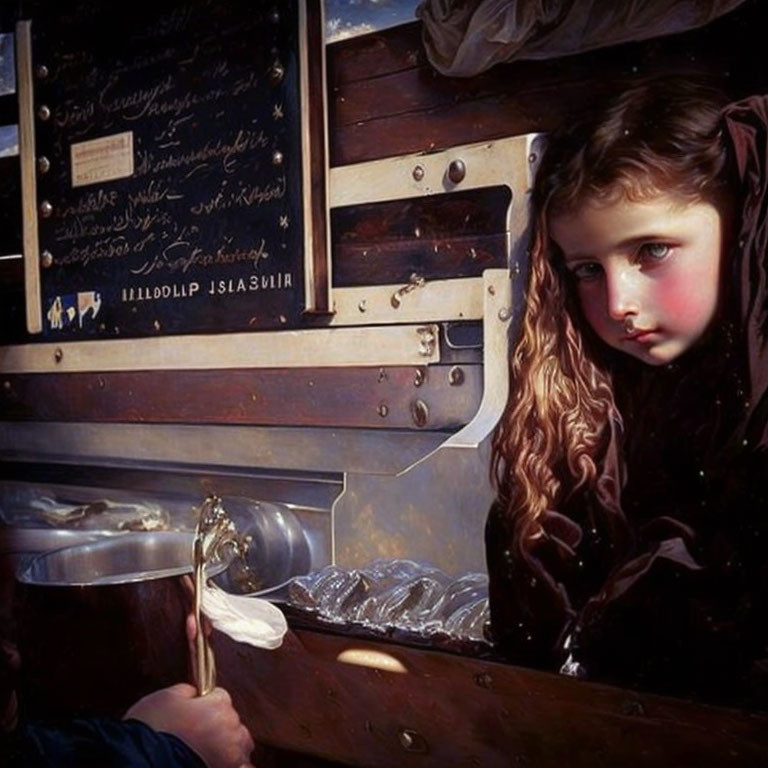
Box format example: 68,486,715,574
326,18,376,42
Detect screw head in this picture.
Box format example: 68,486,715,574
448,158,466,184
449,366,464,386
411,399,429,428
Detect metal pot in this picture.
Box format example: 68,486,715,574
14,532,222,718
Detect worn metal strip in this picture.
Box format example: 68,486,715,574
15,21,42,334
329,134,536,208
330,275,483,325
0,323,440,373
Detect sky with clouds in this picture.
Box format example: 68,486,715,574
325,0,421,42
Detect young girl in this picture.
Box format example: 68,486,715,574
487,76,768,705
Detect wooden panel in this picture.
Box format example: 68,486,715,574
214,627,768,768
334,233,505,287
0,364,482,429
327,21,426,85
326,6,768,166
332,187,510,286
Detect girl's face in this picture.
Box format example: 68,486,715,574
549,192,725,366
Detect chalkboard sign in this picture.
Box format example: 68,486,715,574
26,0,326,340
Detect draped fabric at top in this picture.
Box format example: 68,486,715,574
486,95,768,706
417,0,747,76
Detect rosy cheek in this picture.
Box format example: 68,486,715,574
654,274,715,332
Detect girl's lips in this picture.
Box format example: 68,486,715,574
623,329,660,343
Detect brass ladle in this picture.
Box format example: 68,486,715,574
192,495,240,696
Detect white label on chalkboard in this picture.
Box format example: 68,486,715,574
70,131,134,188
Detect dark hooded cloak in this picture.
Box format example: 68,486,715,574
486,94,768,707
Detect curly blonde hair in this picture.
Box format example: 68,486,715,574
491,76,731,552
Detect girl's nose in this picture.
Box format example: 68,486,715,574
604,266,641,321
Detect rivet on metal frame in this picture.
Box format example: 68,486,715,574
53,347,63,363
413,367,425,387
377,403,389,418
497,307,511,322
412,164,424,182
272,150,283,166
39,200,53,218
411,399,429,428
37,104,51,121
40,250,53,269
35,63,49,79
447,158,466,184
448,366,464,386
398,728,428,754
37,156,51,174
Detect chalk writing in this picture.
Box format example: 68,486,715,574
34,0,309,338
189,176,286,215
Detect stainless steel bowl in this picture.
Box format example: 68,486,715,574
17,531,227,586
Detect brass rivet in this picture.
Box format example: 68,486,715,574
37,104,51,121
39,200,53,218
37,156,51,174
448,158,466,184
53,347,63,363
412,165,424,182
40,250,53,269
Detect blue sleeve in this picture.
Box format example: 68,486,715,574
3,717,206,767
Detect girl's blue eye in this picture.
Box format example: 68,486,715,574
569,262,602,281
640,242,671,261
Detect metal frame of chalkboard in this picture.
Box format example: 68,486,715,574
11,0,330,344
